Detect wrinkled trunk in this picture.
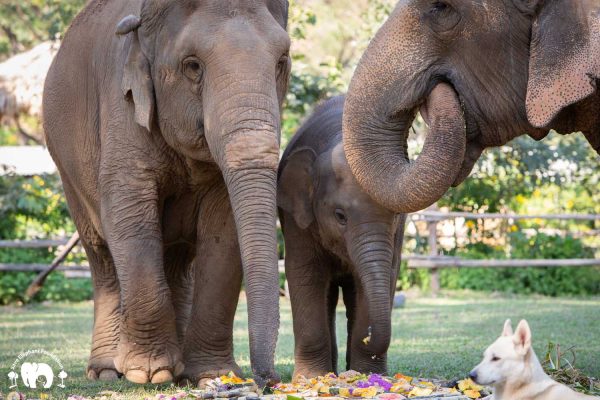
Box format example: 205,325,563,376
225,168,279,381
344,82,466,214
342,5,467,214
203,66,281,384
348,223,395,365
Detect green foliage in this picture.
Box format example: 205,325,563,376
282,0,347,147
0,271,92,305
439,233,600,296
0,171,83,305
397,262,431,291
0,0,86,60
440,132,600,214
0,170,73,240
282,60,346,146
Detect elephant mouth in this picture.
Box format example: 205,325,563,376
418,80,482,187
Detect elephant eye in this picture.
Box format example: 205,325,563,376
426,1,461,33
182,57,204,83
277,54,289,71
334,208,347,225
431,1,448,12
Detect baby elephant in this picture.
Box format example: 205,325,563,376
278,96,406,378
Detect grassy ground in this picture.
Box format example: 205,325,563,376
1,291,599,399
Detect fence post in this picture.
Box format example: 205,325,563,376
428,219,440,295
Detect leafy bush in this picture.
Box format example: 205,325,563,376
439,233,600,296
0,271,92,305
0,170,73,239
0,170,88,305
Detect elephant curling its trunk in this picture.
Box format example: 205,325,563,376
342,6,467,214
344,81,466,214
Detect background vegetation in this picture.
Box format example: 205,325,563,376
0,0,599,305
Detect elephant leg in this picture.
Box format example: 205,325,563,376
327,282,339,374
282,214,334,378
180,188,243,386
341,276,357,371
288,265,334,378
101,176,182,385
164,243,195,345
59,179,121,382
348,286,387,374
82,241,121,381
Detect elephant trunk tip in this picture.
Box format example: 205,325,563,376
343,82,467,214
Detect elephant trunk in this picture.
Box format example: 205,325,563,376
342,5,467,214
203,67,282,384
349,223,395,372
225,167,279,382
344,81,466,214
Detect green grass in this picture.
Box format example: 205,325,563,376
1,291,599,399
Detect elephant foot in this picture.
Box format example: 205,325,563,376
177,365,243,388
253,368,280,389
292,366,331,380
114,341,184,384
87,357,122,381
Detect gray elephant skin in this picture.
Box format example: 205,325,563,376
343,0,599,213
278,96,406,378
43,0,290,386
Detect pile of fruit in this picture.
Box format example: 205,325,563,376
58,372,488,400
268,371,486,399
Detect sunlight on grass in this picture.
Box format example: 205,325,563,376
0,292,598,398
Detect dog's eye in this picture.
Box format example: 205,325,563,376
491,356,501,362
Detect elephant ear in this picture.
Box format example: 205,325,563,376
278,147,317,230
526,0,600,128
117,14,155,131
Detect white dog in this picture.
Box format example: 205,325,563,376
470,319,599,400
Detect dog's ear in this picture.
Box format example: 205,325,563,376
502,319,513,337
278,147,317,230
513,319,532,355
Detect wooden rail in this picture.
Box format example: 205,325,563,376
0,239,69,248
410,211,600,221
1,211,598,296
408,257,600,268
405,210,599,294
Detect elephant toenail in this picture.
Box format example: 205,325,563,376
126,369,149,384
99,369,119,381
151,369,174,384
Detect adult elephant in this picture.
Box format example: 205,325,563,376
343,0,599,214
43,0,290,386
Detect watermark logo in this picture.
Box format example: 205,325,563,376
7,349,67,389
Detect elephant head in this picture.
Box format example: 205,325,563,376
21,362,54,389
279,140,403,369
115,0,290,382
343,0,600,213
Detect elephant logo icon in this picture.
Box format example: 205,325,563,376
8,349,67,390
20,362,54,389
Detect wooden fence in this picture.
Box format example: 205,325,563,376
1,211,598,295
405,211,600,293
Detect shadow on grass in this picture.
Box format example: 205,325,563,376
0,293,598,398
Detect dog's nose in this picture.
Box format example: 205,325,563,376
469,370,478,382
